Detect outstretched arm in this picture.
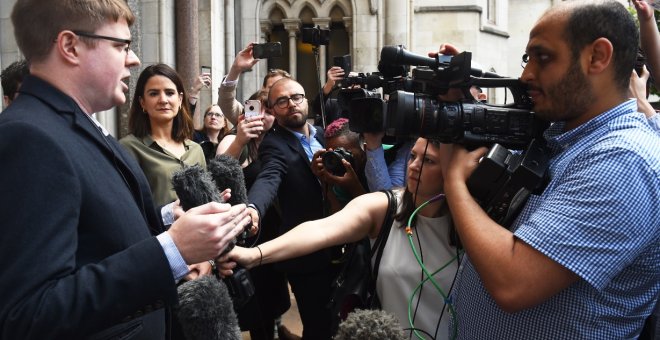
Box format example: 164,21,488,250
219,191,391,273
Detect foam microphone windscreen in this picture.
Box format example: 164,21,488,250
334,309,406,340
171,164,222,211
207,155,248,206
175,275,241,340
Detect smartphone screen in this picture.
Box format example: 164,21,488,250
200,66,211,75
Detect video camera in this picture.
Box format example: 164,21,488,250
339,45,550,227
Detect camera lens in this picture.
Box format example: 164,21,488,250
322,151,346,176
249,105,255,111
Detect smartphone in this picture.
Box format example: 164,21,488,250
200,65,211,75
333,55,352,77
244,100,261,119
253,42,283,59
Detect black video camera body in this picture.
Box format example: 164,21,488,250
322,147,355,176
302,25,330,46
466,139,549,228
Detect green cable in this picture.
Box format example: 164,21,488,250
406,194,460,340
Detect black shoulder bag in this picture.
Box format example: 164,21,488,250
327,190,397,333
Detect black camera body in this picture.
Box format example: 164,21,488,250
222,266,255,309
302,26,330,46
322,147,355,176
466,139,549,227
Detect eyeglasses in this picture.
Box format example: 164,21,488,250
272,94,305,109
73,31,132,54
205,112,223,118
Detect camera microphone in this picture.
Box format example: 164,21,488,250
171,164,222,211
206,155,255,309
334,309,406,340
207,155,249,206
380,45,502,79
174,275,242,340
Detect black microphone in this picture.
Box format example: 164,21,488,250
174,275,242,340
334,309,406,340
171,164,222,211
380,45,502,79
207,155,248,206
206,155,255,309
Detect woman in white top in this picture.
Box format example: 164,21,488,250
220,137,461,339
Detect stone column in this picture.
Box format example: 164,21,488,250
224,0,235,73
260,19,273,43
119,0,143,138
384,0,408,47
343,16,353,65
312,17,331,84
176,0,199,93
282,19,301,79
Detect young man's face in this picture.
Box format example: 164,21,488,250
521,13,594,127
269,80,309,131
77,18,140,113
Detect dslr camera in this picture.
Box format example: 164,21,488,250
322,147,355,176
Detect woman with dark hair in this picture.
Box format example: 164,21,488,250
220,137,462,340
120,63,205,206
193,104,231,162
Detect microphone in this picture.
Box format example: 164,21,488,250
171,164,222,211
206,155,255,309
380,45,502,79
174,275,242,340
207,155,248,206
334,309,406,340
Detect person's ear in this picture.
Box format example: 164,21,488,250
585,37,613,75
56,31,82,66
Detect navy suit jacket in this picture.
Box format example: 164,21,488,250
248,123,331,273
0,76,178,339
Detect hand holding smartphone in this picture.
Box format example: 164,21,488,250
252,42,283,59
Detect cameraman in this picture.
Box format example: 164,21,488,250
441,1,660,338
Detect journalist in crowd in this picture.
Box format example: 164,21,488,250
221,137,461,340
0,0,250,338
441,1,660,338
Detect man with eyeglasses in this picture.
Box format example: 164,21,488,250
244,77,334,339
0,0,250,338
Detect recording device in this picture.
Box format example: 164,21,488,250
302,25,330,46
635,48,647,77
338,45,551,226
333,55,352,77
334,309,405,340
207,155,255,308
175,275,242,340
340,45,545,149
200,65,211,75
244,99,261,119
171,164,222,211
322,147,355,177
252,42,282,59
466,139,549,228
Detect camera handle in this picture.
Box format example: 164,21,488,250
311,45,327,129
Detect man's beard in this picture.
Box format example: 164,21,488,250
281,110,308,129
534,61,594,124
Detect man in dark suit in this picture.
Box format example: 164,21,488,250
246,78,333,339
0,1,250,339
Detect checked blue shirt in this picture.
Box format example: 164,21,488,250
451,100,660,339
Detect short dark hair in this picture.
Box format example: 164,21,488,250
262,68,291,88
128,64,194,142
564,1,638,91
1,59,29,99
11,0,134,62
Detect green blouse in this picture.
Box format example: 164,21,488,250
119,134,206,206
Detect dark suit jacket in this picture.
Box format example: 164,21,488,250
0,76,178,339
248,123,331,273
